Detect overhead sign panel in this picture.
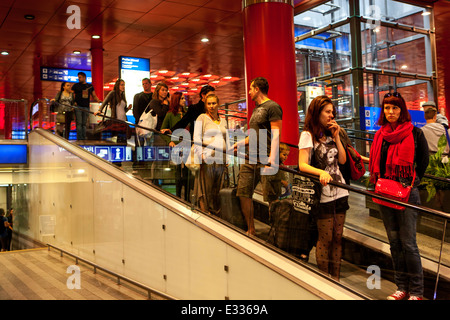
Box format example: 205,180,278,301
41,67,92,83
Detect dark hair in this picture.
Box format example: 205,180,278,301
77,72,86,78
377,92,411,126
153,82,169,101
169,92,183,115
304,95,336,143
200,85,215,98
59,82,69,92
250,77,269,95
142,78,151,84
112,79,127,104
0,208,4,216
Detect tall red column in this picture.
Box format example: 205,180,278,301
434,1,450,119
242,0,298,165
91,38,104,100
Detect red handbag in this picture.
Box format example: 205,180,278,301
372,172,416,210
346,145,365,180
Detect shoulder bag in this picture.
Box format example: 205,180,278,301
373,171,416,211
346,144,366,180
136,103,157,138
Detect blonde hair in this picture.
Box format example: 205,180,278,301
280,143,290,153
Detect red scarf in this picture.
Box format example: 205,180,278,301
369,122,415,183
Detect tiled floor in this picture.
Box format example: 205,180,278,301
0,248,163,300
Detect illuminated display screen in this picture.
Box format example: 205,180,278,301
40,67,92,83
119,56,151,123
0,144,27,164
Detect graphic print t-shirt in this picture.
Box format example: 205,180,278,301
298,131,348,203
248,100,283,162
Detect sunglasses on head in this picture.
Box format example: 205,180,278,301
384,92,402,98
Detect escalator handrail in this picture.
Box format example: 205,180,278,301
46,100,450,218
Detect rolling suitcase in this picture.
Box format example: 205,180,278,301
219,188,247,230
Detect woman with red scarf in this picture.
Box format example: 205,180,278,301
369,92,429,300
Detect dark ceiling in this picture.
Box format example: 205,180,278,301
0,0,259,106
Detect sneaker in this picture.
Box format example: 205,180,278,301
387,290,409,300
408,296,423,300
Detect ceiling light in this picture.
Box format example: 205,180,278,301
73,50,81,54
24,14,35,20
1,51,9,56
374,27,381,33
91,35,101,39
422,11,431,16
401,65,408,69
201,38,209,43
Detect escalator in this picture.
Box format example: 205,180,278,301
7,98,450,300
11,127,369,300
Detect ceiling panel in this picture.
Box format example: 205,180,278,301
0,0,246,105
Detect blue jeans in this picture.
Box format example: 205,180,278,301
75,107,89,140
379,187,423,297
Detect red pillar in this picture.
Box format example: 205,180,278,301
242,0,299,165
434,1,450,119
91,38,104,100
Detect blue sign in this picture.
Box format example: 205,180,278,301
157,147,170,161
95,147,110,161
41,67,92,83
0,144,27,164
295,26,350,52
360,106,426,132
143,147,155,161
119,56,150,71
410,110,426,128
80,145,132,162
360,106,381,132
135,146,172,162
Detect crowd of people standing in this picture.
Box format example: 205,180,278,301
46,72,450,300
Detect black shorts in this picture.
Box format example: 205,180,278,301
317,196,349,219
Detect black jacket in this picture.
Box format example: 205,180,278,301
170,100,205,139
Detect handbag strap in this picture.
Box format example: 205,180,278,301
410,170,416,188
443,124,450,147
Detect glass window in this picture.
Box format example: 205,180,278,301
295,23,351,80
360,0,431,29
363,73,430,109
294,0,350,31
297,73,353,121
361,21,433,76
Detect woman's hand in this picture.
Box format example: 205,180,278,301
94,110,101,116
319,171,332,186
169,141,176,148
327,120,340,140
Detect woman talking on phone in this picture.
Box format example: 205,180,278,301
298,95,349,280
